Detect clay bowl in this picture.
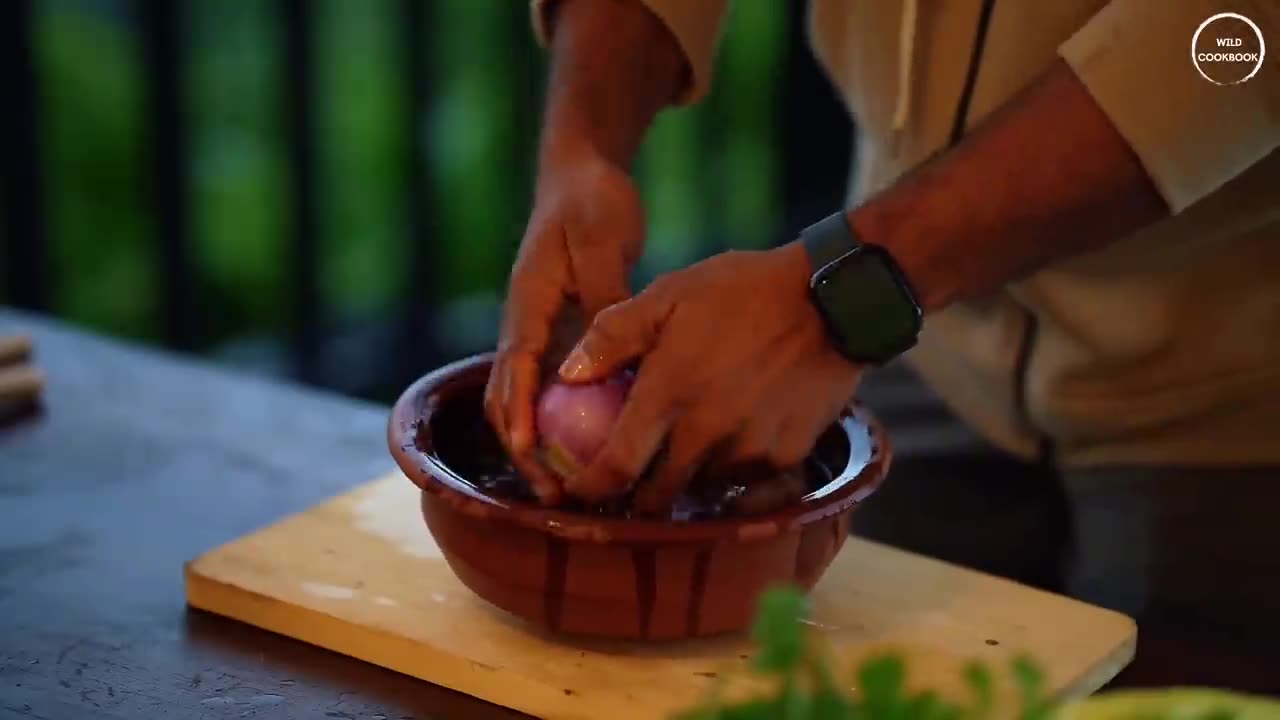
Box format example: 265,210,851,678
387,353,891,641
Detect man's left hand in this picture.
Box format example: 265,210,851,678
554,241,862,514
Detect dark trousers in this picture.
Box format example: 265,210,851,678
849,361,1280,641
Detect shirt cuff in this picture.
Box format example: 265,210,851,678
530,0,730,105
1059,0,1280,214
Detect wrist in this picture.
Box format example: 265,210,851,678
792,211,926,365
844,200,956,314
535,136,621,193
539,111,638,172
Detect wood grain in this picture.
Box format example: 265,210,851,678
186,472,1138,720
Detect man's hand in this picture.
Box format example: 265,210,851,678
485,144,643,505
553,242,861,513
484,0,687,504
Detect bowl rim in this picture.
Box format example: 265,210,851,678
388,352,891,544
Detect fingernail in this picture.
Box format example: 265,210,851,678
558,346,590,381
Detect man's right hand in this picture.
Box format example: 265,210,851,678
484,141,645,504
483,0,689,503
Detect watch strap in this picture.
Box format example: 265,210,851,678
800,211,858,274
798,210,925,365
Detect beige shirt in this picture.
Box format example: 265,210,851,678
533,0,1280,467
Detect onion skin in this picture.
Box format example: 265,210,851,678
535,372,633,487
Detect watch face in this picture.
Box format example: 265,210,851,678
809,246,922,363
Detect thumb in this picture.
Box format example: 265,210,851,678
557,289,669,383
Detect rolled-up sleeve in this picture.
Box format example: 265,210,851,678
1059,0,1280,214
530,0,731,104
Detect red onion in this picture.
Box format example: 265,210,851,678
535,371,633,482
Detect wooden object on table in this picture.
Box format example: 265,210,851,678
185,471,1138,720
0,333,43,415
388,352,888,642
5,309,1275,720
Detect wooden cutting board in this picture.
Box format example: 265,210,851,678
184,471,1137,720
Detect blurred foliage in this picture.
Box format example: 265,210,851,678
188,0,288,341
638,0,785,277
37,0,156,340
26,0,788,384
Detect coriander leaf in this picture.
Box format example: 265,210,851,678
717,698,787,720
751,586,810,674
1011,656,1055,720
810,685,854,720
779,676,810,720
1010,656,1045,702
903,690,942,720
962,662,993,720
934,705,965,720
858,654,908,720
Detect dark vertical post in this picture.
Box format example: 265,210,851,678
780,0,851,240
0,0,51,311
399,0,433,375
140,0,197,350
280,0,321,383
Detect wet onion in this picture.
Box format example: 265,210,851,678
535,371,633,482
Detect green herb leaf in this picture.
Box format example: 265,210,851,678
963,662,993,720
934,704,965,720
906,690,967,720
857,654,908,720
1010,656,1054,720
1010,656,1044,701
778,676,810,720
903,690,939,720
810,685,854,720
716,699,786,720
750,587,810,674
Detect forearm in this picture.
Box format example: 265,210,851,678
539,0,687,171
851,59,1170,313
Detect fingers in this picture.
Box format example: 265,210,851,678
705,415,780,478
485,235,572,504
632,406,735,515
565,338,684,502
496,241,568,444
483,353,512,447
511,445,565,506
768,415,816,470
484,352,563,504
558,285,673,384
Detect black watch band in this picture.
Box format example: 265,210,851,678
800,210,860,275
799,211,923,365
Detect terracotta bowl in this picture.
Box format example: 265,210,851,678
387,353,891,641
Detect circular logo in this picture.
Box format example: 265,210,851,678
1192,13,1266,84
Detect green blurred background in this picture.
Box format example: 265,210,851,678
7,0,852,404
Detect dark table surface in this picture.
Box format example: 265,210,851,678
0,308,1276,720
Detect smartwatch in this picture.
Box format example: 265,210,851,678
799,211,923,365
